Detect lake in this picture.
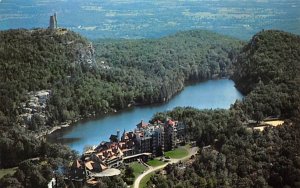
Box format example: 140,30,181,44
47,79,243,153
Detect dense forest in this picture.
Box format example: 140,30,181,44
93,30,243,105
1,29,299,188
0,29,242,129
0,28,93,127
0,28,242,187
232,30,300,121
149,108,300,188
147,30,300,188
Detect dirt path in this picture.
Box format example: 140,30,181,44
133,146,199,188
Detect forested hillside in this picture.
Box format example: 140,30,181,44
232,30,300,94
0,28,94,127
232,30,300,120
2,28,298,188
94,30,243,104
0,29,242,187
0,29,242,130
147,30,300,188
150,108,300,188
0,29,86,187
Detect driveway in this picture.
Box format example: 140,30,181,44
133,146,199,188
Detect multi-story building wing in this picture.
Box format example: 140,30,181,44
151,125,164,156
164,120,177,151
176,122,186,143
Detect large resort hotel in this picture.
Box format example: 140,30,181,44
69,119,186,184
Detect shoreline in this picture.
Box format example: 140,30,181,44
40,77,233,139
35,121,73,139
35,117,86,139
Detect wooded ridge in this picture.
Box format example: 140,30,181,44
146,30,300,188
1,29,299,188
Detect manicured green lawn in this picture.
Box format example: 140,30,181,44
164,147,189,159
0,167,18,179
129,162,147,178
147,159,165,167
140,172,154,188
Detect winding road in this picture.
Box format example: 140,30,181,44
133,146,199,188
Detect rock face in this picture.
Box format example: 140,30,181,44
73,42,96,68
19,90,51,130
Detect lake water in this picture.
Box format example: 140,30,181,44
47,79,243,153
0,0,299,40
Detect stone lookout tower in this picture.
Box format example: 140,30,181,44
49,13,57,30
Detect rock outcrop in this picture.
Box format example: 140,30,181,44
73,42,96,68
19,90,51,130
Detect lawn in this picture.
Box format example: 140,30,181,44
140,172,154,188
0,167,18,179
164,147,189,159
147,159,165,167
129,162,147,178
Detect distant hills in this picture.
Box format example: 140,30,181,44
1,0,299,39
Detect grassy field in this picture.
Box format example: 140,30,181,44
140,172,155,188
0,167,18,179
147,159,165,167
129,162,147,178
164,147,189,159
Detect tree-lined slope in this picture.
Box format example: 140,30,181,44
0,29,243,187
0,29,243,130
146,30,300,188
232,30,300,94
94,30,243,104
232,30,300,120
